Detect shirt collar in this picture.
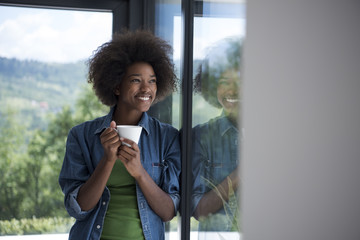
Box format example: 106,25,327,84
94,106,151,136
94,107,115,135
219,111,239,137
138,112,150,136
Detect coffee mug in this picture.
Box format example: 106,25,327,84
116,125,142,147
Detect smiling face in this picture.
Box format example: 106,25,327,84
217,68,241,120
115,62,157,115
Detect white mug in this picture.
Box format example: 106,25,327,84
116,125,142,147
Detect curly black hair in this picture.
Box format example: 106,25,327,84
87,29,177,106
194,37,243,108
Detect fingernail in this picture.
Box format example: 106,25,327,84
121,142,131,147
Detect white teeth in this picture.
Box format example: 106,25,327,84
225,98,239,103
138,96,150,101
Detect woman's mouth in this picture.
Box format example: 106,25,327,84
136,94,153,102
224,97,239,103
138,96,151,101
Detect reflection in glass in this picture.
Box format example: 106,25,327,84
192,37,242,238
190,3,245,240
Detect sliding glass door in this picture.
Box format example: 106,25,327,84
154,0,245,239
0,0,245,238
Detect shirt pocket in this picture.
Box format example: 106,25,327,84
203,159,227,187
151,160,167,185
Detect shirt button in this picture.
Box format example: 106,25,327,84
97,225,101,229
102,201,106,205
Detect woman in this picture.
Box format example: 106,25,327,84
59,30,181,240
192,37,242,232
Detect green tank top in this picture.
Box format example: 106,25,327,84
100,160,144,240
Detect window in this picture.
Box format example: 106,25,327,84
190,2,245,239
0,5,112,236
0,0,245,239
154,0,245,239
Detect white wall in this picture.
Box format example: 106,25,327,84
242,1,360,240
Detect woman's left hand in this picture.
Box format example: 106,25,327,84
117,138,145,179
118,137,175,222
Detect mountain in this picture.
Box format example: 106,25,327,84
0,57,88,129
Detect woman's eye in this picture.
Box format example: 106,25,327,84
149,79,157,84
131,79,141,83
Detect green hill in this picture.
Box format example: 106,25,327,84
0,57,88,129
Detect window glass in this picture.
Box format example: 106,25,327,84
191,1,245,239
154,1,181,238
154,1,245,239
0,0,245,238
0,6,112,237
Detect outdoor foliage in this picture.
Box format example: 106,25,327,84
0,87,108,220
0,57,108,226
0,57,87,130
0,56,223,234
0,108,27,220
0,217,74,235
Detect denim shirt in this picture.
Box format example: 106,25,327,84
59,107,181,240
192,113,239,231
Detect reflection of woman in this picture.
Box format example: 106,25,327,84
192,37,242,231
59,30,181,240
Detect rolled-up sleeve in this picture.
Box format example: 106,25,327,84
59,128,94,220
65,185,95,220
191,126,208,214
161,130,181,215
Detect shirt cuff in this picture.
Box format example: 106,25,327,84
192,193,203,215
66,185,94,220
169,193,180,215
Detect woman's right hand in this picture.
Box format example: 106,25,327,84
100,120,121,163
77,120,120,211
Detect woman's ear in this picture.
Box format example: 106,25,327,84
114,85,121,95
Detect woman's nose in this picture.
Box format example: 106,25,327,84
226,81,239,93
140,81,150,91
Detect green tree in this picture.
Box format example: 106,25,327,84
0,83,108,220
22,105,76,218
21,84,107,219
0,108,28,220
74,84,108,123
25,127,72,218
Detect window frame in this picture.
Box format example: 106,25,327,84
0,0,155,33
0,0,193,239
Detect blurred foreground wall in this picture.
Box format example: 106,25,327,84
242,1,360,239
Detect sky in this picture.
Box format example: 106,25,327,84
0,5,245,63
173,16,246,60
0,6,112,63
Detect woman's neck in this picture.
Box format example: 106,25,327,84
225,112,240,128
113,106,143,125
